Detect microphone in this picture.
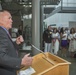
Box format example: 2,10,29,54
31,45,47,58
16,32,21,37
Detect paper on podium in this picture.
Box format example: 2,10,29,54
18,67,36,75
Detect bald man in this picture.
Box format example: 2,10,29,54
0,10,33,75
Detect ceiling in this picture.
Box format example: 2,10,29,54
0,0,60,16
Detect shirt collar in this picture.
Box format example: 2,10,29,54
0,26,9,34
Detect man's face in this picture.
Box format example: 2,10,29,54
0,11,13,30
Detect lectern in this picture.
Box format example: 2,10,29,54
19,52,71,75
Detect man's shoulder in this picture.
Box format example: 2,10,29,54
0,27,7,35
0,27,5,32
0,27,4,31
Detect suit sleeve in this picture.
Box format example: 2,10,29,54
0,31,22,69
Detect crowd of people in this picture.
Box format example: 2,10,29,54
43,25,76,58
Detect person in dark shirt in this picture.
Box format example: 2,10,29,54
43,25,52,52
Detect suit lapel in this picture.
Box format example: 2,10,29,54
0,27,18,54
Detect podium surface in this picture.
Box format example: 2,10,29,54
20,52,71,75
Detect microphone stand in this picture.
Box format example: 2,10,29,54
31,45,55,65
31,45,47,58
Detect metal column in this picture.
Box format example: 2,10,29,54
32,0,40,55
40,5,44,51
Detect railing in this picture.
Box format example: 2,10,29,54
41,0,60,5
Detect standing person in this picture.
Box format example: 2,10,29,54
59,27,64,50
60,28,68,57
52,28,60,55
68,28,76,57
0,10,33,75
43,25,52,52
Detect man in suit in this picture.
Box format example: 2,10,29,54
0,10,33,75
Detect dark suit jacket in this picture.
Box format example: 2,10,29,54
0,27,21,75
43,29,52,43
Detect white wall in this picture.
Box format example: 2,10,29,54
62,0,76,7
44,13,76,27
44,0,76,28
69,21,76,29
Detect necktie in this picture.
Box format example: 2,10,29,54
7,32,11,38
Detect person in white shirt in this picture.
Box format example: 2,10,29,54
68,28,76,57
52,28,60,55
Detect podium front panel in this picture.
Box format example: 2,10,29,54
19,52,71,75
